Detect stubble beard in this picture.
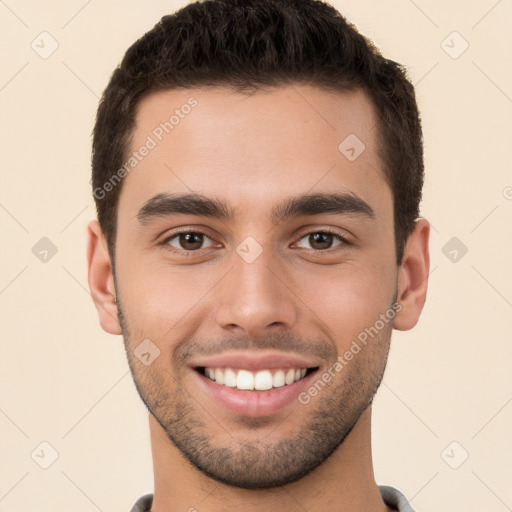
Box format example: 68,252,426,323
116,295,393,489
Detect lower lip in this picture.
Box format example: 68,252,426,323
194,369,318,417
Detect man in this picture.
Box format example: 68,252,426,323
87,0,429,510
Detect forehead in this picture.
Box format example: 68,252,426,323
119,85,391,221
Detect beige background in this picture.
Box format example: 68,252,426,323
1,1,511,510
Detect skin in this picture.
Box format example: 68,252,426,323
87,85,430,512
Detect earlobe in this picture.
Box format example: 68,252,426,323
394,218,430,331
86,219,122,335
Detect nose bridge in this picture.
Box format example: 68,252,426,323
214,240,297,335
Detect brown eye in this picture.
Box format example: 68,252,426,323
296,232,344,250
167,231,213,251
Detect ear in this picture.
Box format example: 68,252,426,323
394,218,430,331
86,219,122,335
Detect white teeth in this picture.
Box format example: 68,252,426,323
254,370,273,390
272,369,285,388
285,369,295,385
224,368,237,387
214,368,225,385
203,366,310,390
237,370,254,390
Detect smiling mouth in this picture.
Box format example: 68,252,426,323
195,366,319,391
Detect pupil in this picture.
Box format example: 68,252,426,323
310,233,332,249
181,233,203,250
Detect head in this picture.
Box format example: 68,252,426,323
87,0,429,489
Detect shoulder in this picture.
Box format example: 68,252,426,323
379,485,416,512
130,493,153,512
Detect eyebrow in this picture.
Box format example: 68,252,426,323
136,191,375,225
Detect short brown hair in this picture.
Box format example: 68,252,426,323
92,0,424,266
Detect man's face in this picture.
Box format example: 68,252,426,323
114,85,398,488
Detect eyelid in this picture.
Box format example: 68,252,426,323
160,227,219,250
292,228,352,250
159,226,352,255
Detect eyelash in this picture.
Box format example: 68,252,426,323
160,227,351,256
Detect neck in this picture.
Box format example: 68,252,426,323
148,406,393,512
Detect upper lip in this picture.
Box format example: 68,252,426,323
190,351,322,372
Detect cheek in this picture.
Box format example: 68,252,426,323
116,255,220,338
300,261,396,341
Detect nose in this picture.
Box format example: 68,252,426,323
213,246,298,339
